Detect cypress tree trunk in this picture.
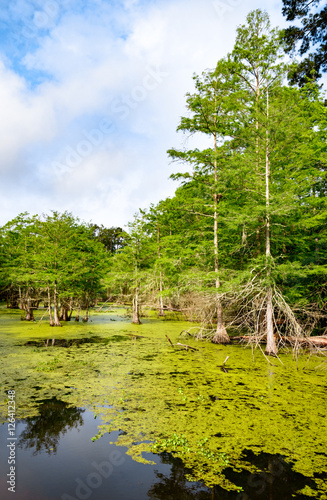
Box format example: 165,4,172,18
264,87,277,356
212,130,230,344
53,283,61,327
60,304,69,321
132,293,141,324
48,284,54,326
83,307,89,322
158,274,164,317
19,286,24,310
157,223,165,317
68,297,73,320
24,287,34,321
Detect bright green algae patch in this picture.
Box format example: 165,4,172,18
0,305,326,496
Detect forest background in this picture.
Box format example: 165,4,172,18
0,7,326,356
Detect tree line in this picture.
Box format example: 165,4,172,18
0,10,326,355
0,212,123,325
107,10,327,355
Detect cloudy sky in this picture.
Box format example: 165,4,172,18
0,0,289,228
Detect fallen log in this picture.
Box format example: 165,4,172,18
95,298,110,312
281,335,327,348
238,335,327,348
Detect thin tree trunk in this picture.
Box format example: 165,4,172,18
265,287,276,355
212,130,230,344
68,297,73,320
18,286,24,310
48,284,54,326
24,287,34,321
132,254,142,324
157,222,165,317
264,87,277,356
132,293,141,324
158,274,164,317
53,283,61,327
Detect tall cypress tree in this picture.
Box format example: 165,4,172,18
168,59,236,343
167,9,327,353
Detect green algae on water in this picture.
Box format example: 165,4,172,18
0,304,326,497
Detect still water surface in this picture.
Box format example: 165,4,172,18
0,401,214,500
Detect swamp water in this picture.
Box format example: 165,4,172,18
0,305,326,499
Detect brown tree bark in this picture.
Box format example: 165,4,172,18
60,304,69,321
48,284,54,326
83,307,89,322
53,283,61,327
132,293,142,324
24,288,34,321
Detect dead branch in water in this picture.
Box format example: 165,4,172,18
126,333,147,339
222,355,229,366
180,330,192,336
165,335,198,351
165,334,174,347
176,342,198,351
95,298,111,312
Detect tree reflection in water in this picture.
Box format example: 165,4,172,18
18,398,84,455
148,449,321,500
148,452,214,500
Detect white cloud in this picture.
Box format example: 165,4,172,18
0,0,287,227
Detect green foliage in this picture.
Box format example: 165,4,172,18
163,9,327,336
105,10,327,337
1,10,326,340
282,0,327,85
0,211,110,324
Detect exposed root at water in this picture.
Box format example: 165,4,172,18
178,279,326,357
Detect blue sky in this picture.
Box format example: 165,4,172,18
0,0,288,228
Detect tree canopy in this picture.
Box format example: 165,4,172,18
1,10,326,354
282,0,327,84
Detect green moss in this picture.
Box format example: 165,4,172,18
0,304,326,496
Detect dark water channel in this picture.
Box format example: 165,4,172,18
0,397,321,500
0,397,217,500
